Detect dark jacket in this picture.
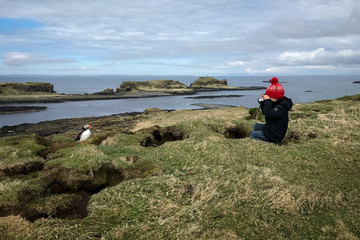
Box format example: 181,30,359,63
260,97,293,143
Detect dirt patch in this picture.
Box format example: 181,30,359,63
307,132,318,139
140,126,185,147
1,161,44,177
22,192,90,222
37,141,77,160
288,131,318,141
289,131,301,140
223,125,248,139
41,165,125,194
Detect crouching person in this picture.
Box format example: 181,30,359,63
250,77,293,144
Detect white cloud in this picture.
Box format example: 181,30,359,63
3,52,76,66
226,60,246,67
277,48,360,66
0,0,360,75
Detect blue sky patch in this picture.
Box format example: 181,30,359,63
0,18,44,31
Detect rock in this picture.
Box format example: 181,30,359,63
117,80,189,92
0,112,141,138
0,82,56,95
189,77,266,91
191,103,236,109
185,94,243,99
0,106,47,114
117,82,137,92
94,88,115,95
143,108,163,114
190,77,228,88
353,81,360,84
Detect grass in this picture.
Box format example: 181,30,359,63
0,135,45,166
0,95,360,239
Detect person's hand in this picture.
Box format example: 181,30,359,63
263,94,270,100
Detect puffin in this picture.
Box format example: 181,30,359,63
75,124,92,144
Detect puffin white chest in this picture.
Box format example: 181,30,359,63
79,129,91,142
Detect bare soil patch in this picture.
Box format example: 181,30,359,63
140,126,185,147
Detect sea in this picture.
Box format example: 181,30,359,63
0,75,359,128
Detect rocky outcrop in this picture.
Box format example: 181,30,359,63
0,106,47,114
117,80,191,93
190,77,228,88
94,88,115,95
0,82,56,95
190,77,266,91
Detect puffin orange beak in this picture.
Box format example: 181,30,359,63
89,125,92,129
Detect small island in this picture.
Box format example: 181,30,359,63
191,77,263,91
0,77,266,106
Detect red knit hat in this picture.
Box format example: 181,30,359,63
265,77,284,99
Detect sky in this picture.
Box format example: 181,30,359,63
0,0,360,76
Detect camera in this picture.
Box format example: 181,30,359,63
258,93,266,104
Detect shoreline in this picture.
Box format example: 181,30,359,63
0,87,265,104
0,106,47,114
0,103,239,138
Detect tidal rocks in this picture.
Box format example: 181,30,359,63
185,94,243,99
0,106,47,114
94,88,115,95
0,112,141,138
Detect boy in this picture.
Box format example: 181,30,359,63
250,77,293,144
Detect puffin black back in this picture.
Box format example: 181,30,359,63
75,124,92,143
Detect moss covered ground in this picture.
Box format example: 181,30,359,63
0,95,359,239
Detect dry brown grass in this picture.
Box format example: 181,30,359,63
133,106,249,131
0,216,32,239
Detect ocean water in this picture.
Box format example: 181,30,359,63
0,75,359,127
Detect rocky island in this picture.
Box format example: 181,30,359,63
116,79,194,94
0,77,265,105
190,77,263,91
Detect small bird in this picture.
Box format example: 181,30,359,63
75,124,92,144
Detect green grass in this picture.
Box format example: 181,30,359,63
0,95,360,239
0,135,45,166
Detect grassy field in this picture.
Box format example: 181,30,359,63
0,95,359,239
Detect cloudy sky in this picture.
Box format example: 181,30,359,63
0,0,360,75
